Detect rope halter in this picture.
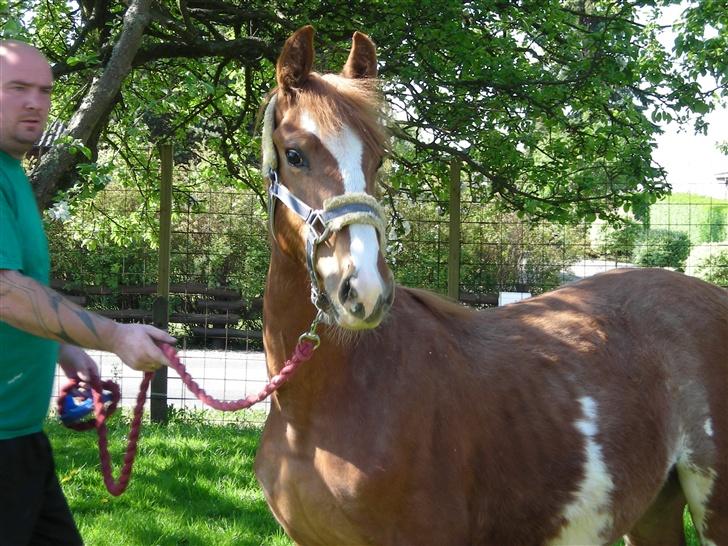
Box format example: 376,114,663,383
261,94,388,320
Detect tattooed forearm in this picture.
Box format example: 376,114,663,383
44,287,79,344
0,270,115,351
41,283,101,344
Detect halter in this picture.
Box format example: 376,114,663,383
261,94,387,321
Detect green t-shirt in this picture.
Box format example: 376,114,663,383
0,149,59,439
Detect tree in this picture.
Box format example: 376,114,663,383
696,251,728,287
634,229,691,270
2,0,726,222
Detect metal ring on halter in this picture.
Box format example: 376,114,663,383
298,310,324,348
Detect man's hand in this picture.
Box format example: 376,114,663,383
108,323,176,373
58,343,99,382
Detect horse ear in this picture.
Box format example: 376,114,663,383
342,31,377,79
276,25,315,92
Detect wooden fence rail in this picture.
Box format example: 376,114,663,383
51,279,263,342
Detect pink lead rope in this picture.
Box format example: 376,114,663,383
57,334,319,496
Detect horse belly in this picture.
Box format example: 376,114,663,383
256,440,461,545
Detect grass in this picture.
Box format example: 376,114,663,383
47,414,293,546
650,192,728,244
48,414,700,546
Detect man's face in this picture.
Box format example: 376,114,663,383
0,43,53,159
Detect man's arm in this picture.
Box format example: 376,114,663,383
0,269,174,372
0,269,118,347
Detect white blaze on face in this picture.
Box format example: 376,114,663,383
347,224,384,317
302,110,385,320
299,111,365,193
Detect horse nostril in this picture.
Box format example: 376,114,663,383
339,275,357,303
340,277,351,302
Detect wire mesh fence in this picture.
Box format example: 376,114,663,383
48,184,271,425
48,176,728,426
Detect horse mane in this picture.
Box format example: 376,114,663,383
400,286,476,320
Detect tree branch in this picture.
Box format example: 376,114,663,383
32,0,153,209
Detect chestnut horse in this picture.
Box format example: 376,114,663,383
256,26,728,546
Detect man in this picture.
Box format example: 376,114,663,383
0,40,175,545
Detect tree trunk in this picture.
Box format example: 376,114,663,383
30,0,152,209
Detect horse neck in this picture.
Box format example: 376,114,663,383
263,245,347,366
262,244,361,426
263,246,315,365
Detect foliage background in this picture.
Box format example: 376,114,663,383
2,0,727,220
2,0,725,337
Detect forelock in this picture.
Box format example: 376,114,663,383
295,73,388,158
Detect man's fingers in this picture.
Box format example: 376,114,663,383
141,336,171,368
145,325,176,344
116,324,176,371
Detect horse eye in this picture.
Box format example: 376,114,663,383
285,149,305,168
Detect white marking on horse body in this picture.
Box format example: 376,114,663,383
677,445,717,543
704,418,714,438
548,396,615,545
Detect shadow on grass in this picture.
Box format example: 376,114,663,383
47,417,290,546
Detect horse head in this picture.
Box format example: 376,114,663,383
262,26,394,330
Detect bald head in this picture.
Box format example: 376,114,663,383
0,40,53,159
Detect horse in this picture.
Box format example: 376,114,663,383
255,25,728,546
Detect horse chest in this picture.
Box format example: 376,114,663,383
255,416,386,545
260,466,363,545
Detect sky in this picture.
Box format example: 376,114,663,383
653,108,728,199
650,3,728,200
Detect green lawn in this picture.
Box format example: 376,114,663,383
48,414,699,545
48,414,292,546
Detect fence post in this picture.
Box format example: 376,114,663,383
151,143,173,424
448,158,461,301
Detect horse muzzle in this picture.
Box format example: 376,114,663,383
267,170,394,328
332,262,394,330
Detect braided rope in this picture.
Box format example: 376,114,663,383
58,338,317,496
160,341,315,411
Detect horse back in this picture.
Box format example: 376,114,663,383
382,268,727,543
